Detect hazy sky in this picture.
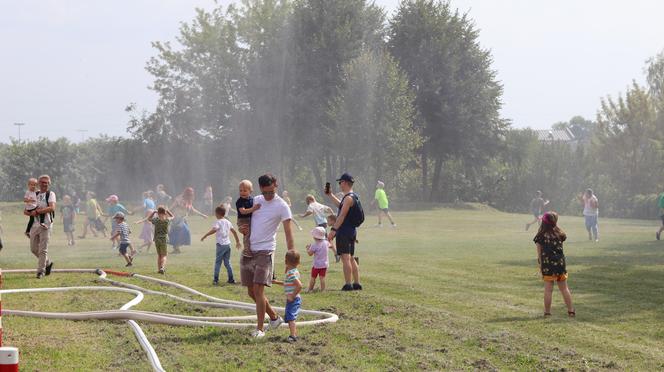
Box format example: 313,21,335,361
1,0,663,143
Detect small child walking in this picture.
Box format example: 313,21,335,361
110,212,134,267
534,211,575,317
24,178,46,237
306,227,336,292
236,180,261,258
60,195,77,246
150,206,173,274
272,250,303,343
105,195,133,250
201,205,241,285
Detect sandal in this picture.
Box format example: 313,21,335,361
568,310,576,318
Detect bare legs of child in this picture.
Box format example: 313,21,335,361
157,254,167,274
543,280,574,317
307,275,326,293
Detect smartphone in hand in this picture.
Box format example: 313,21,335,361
325,182,331,195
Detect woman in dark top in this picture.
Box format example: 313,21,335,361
533,211,575,317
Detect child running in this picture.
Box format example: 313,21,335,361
236,180,261,258
105,195,133,250
272,250,303,343
60,195,77,246
110,212,134,267
306,226,336,292
201,205,241,285
24,178,46,237
534,211,575,317
137,206,174,274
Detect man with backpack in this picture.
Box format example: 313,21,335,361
24,175,56,279
327,172,364,291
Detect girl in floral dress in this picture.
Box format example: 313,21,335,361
533,211,575,317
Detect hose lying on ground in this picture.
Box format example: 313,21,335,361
0,269,339,372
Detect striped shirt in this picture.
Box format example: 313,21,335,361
284,268,300,296
115,222,131,243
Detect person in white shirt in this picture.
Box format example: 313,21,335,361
24,175,56,278
579,188,599,242
238,173,295,338
300,195,334,228
201,205,241,285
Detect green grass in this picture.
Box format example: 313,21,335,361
1,205,664,371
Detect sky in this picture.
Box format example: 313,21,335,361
1,0,662,143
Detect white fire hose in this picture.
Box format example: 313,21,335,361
0,269,338,372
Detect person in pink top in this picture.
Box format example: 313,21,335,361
306,226,337,292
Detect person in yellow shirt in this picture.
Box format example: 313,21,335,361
372,181,396,228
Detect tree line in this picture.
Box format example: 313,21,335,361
2,0,664,218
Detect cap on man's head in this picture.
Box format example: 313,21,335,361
106,194,119,203
113,212,125,219
258,173,277,187
336,173,354,184
337,172,355,183
377,180,385,188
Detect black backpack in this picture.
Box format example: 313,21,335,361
36,191,56,220
341,192,364,228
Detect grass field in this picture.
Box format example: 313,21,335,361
1,203,664,371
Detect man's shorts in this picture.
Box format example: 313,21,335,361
155,241,167,256
380,208,389,213
240,251,273,286
285,296,301,322
542,273,568,282
336,234,356,256
311,267,327,278
660,215,664,225
119,243,130,255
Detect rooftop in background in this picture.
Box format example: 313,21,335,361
534,128,576,142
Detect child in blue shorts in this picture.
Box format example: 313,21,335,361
273,250,302,342
110,212,134,267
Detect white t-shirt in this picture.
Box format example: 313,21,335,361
35,190,56,226
307,201,330,226
213,218,234,245
24,190,38,210
250,195,292,252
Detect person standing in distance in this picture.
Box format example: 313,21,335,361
327,173,363,291
24,175,56,279
372,181,396,228
526,190,549,231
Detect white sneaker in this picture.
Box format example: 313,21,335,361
391,223,397,228
251,329,265,338
265,316,284,331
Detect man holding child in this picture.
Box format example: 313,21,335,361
24,175,56,279
240,173,295,338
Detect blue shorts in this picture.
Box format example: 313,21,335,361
119,243,130,255
285,296,301,322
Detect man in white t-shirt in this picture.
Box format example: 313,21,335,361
239,173,294,338
24,175,56,278
300,195,333,227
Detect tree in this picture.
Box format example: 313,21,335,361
388,0,505,201
328,50,422,193
289,0,386,188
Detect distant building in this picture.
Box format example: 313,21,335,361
534,128,578,147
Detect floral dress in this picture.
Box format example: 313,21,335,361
534,233,567,276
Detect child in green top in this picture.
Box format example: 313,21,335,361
138,206,173,274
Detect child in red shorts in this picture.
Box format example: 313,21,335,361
306,226,336,292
